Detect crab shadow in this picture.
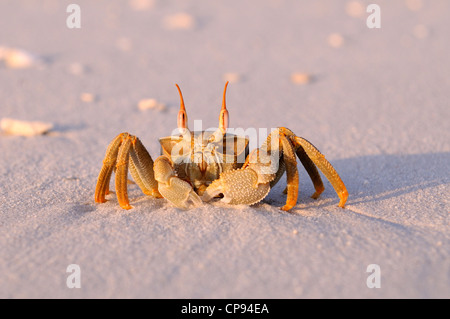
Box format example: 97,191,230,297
267,152,449,207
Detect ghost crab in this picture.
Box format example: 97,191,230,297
94,82,348,211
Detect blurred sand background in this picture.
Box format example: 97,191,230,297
0,0,449,298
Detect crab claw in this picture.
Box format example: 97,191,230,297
157,177,203,209
154,156,202,209
202,168,271,206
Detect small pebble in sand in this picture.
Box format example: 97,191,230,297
1,118,53,136
116,37,132,52
163,13,195,30
138,98,166,111
129,0,154,11
222,72,241,84
405,0,423,11
413,24,429,39
68,62,87,75
80,93,96,103
290,72,312,85
345,1,365,18
327,33,344,48
0,47,37,69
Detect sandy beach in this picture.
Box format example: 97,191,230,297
0,0,449,298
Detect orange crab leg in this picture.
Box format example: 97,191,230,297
95,133,126,203
292,135,348,208
279,134,299,211
295,145,325,199
129,137,161,198
95,132,162,209
114,134,133,210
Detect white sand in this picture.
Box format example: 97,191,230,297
0,0,448,298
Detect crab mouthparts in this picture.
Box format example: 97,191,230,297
198,157,208,173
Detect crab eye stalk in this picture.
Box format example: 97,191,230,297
176,84,189,133
218,81,230,134
209,81,230,143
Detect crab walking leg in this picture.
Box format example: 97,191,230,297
95,133,126,203
279,134,299,211
292,136,348,208
153,156,202,209
276,127,324,199
115,135,133,210
128,137,161,197
256,128,299,210
128,159,147,192
295,145,325,199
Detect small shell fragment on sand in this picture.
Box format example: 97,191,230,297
163,13,195,30
138,98,166,111
0,47,37,69
80,93,96,103
116,37,132,52
129,0,154,11
68,62,87,75
327,33,345,48
405,0,423,11
222,72,241,84
1,118,53,136
290,72,312,85
413,24,429,39
345,1,365,18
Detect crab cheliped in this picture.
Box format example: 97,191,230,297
94,82,348,211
